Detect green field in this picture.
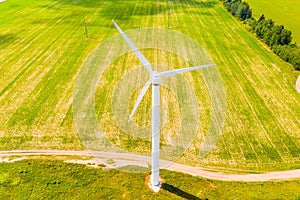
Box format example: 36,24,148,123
0,0,300,173
247,0,300,44
1,159,300,199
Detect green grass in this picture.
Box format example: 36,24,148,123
0,0,300,172
247,0,300,44
0,159,300,199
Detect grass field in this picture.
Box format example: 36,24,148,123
0,159,300,199
247,0,300,44
0,0,300,172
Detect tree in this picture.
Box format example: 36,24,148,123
235,3,248,20
291,51,300,70
258,14,265,22
254,22,263,38
260,19,274,44
245,7,252,19
272,45,300,70
248,18,257,32
280,29,292,45
229,0,241,16
270,25,284,46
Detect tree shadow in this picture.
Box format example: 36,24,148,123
48,0,217,21
162,183,203,200
49,0,217,8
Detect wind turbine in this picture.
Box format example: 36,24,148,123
112,20,215,189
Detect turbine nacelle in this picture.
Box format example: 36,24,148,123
151,71,162,85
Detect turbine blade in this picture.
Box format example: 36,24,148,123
160,63,216,77
128,79,151,122
112,20,152,73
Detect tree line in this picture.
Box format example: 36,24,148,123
219,0,300,71
221,0,252,20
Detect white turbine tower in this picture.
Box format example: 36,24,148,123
112,20,215,189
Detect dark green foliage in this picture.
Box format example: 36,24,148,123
280,29,293,45
252,17,292,47
220,0,252,20
228,0,240,15
273,45,300,70
270,25,284,46
250,14,299,70
258,14,265,22
235,1,252,20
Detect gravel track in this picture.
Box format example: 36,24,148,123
1,150,300,182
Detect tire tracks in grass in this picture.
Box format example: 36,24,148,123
63,0,134,126
5,2,109,127
205,4,258,162
230,24,299,164
1,24,74,125
0,0,47,27
181,0,255,163
239,32,300,134
2,32,79,122
175,1,235,162
176,1,245,165
156,1,214,154
6,0,128,133
200,0,299,165
0,0,107,86
229,54,283,162
184,0,287,164
226,18,300,159
232,51,300,160
214,18,282,162
237,29,300,160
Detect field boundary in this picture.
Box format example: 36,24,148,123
1,150,300,182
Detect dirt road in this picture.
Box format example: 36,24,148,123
1,150,300,182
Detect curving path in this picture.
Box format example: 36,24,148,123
1,150,300,182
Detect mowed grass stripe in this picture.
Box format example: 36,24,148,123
61,0,146,127
1,3,77,119
2,0,130,131
180,1,265,162
234,50,297,158
0,0,112,148
225,24,297,159
5,2,110,126
1,11,82,123
221,18,291,162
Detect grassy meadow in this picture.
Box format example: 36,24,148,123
0,159,300,199
247,0,300,44
0,0,300,173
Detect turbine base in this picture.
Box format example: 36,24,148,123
145,175,163,193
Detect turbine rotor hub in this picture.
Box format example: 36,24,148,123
151,71,162,85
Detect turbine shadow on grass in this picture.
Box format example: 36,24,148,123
162,183,203,200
